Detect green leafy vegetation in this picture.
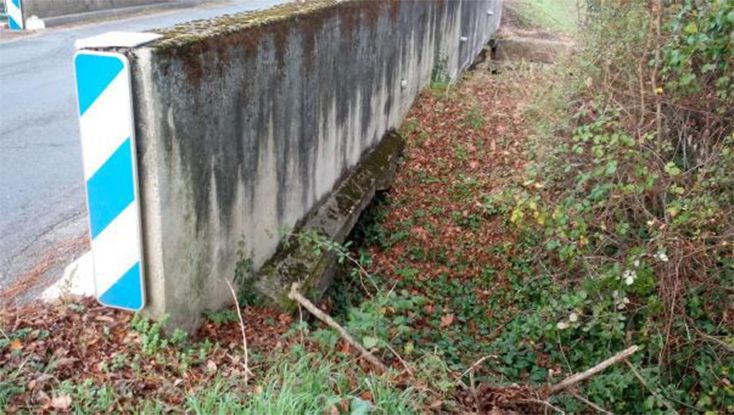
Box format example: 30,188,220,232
499,1,733,411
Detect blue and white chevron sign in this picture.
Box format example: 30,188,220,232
74,51,145,311
5,0,24,30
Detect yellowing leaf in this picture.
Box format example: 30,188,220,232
510,209,524,224
683,22,698,34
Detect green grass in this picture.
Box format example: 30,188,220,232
507,0,579,33
185,350,419,415
35,348,420,414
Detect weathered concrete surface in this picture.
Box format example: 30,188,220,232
255,131,403,309
119,0,501,330
0,0,288,304
492,25,574,64
493,36,574,63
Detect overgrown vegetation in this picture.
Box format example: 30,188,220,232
501,0,733,412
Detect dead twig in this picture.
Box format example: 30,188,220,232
225,279,253,383
461,354,499,379
519,398,566,414
288,283,388,373
624,359,678,414
569,390,614,415
699,332,734,354
685,318,734,354
548,345,638,394
384,342,413,376
461,354,498,406
652,0,663,142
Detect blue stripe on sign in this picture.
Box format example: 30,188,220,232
86,137,135,238
74,54,124,116
8,16,21,30
12,0,21,8
99,262,143,310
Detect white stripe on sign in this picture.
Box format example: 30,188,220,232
91,202,141,296
5,0,23,30
74,50,145,311
79,72,135,180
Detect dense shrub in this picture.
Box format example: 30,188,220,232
505,0,733,412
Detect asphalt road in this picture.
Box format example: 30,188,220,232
0,0,286,297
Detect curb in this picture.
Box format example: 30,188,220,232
39,0,201,28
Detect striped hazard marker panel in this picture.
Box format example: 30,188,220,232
5,0,24,30
74,51,145,311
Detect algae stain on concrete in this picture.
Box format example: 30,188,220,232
128,0,500,330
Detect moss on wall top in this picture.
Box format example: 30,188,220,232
150,0,342,51
143,0,400,87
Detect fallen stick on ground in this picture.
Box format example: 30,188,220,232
569,390,614,415
288,283,388,373
519,398,566,414
624,359,678,414
225,279,253,383
548,345,639,394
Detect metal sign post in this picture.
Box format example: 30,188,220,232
74,49,145,311
74,50,145,310
72,32,160,311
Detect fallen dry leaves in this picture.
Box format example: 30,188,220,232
351,50,553,413
363,64,535,304
0,297,292,413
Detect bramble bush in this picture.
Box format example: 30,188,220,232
501,0,733,412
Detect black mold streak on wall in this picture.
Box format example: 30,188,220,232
131,0,500,330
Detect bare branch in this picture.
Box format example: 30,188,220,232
225,279,253,383
624,359,678,414
288,283,388,373
548,346,638,394
569,390,615,415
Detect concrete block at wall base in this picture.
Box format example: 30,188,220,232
255,131,404,310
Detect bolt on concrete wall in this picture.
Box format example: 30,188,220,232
120,0,501,330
